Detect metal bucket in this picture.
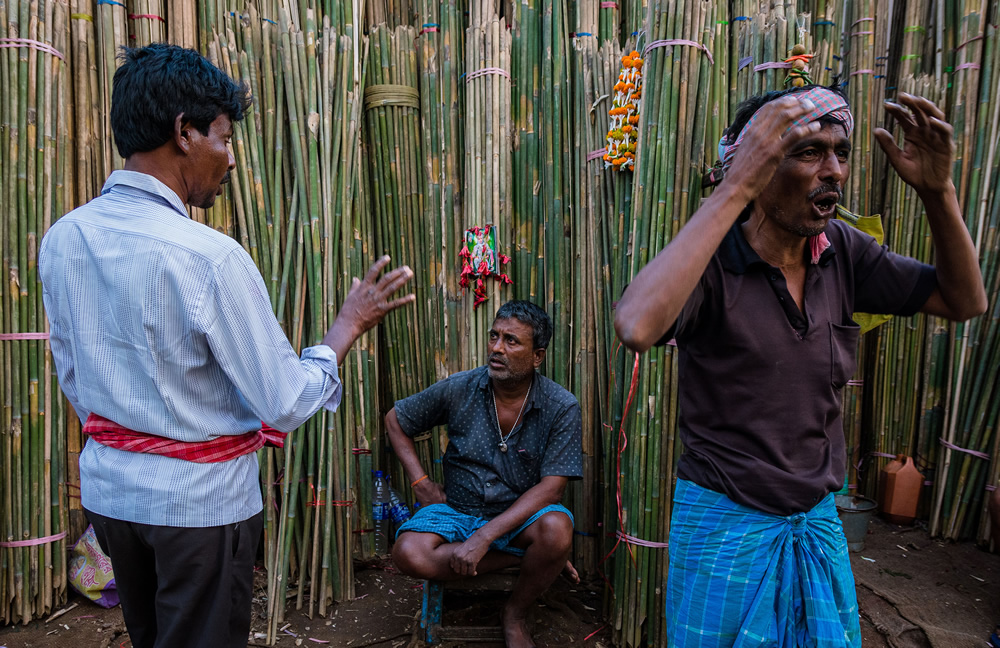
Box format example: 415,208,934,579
835,495,877,552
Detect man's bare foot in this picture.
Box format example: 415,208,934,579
501,608,535,648
562,559,580,584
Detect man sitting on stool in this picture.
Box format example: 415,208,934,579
387,300,581,648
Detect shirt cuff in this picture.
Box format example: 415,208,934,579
301,345,343,412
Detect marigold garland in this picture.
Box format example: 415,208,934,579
604,49,643,171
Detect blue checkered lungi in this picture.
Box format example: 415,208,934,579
395,503,573,557
667,479,860,647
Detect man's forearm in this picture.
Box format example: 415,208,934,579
384,409,428,482
471,477,567,545
615,181,749,352
920,184,987,320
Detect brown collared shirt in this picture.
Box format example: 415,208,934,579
394,366,582,518
665,218,935,515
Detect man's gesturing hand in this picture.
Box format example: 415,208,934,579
875,92,955,197
322,255,415,361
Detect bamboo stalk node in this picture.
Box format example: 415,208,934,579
363,84,419,110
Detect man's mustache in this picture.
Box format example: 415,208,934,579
807,184,842,201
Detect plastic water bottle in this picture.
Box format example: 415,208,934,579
388,486,411,526
372,470,389,555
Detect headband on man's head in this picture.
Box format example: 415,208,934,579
719,86,854,173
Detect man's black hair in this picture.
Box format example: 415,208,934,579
110,44,252,159
723,83,850,146
494,301,553,350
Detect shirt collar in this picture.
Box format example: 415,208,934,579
719,216,837,274
478,366,541,410
101,170,191,219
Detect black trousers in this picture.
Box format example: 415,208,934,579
85,508,263,648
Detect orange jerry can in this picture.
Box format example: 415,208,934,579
877,455,924,525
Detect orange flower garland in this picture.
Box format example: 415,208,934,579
604,49,643,171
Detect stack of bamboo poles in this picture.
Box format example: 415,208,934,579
127,0,166,46
197,2,370,636
415,0,463,384
363,24,444,516
462,1,511,366
167,0,198,49
932,9,1000,542
0,0,72,626
601,1,719,645
96,0,127,174
567,0,612,585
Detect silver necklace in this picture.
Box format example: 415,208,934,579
492,378,532,453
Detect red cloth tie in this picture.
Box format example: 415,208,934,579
82,413,287,463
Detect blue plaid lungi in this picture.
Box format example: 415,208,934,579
667,479,860,647
395,503,574,557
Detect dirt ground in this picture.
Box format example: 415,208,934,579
1,517,998,648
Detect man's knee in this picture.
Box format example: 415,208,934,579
391,532,438,578
526,511,573,555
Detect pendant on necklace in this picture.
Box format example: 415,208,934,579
499,441,508,453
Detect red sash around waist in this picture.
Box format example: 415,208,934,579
82,413,287,464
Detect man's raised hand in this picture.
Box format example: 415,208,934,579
875,92,956,197
322,255,415,361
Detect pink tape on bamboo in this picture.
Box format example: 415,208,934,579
851,31,874,36
851,17,874,27
0,531,67,548
955,35,983,50
753,61,792,72
643,39,714,65
600,1,618,7
587,149,606,161
128,13,165,22
939,438,989,460
465,67,511,82
955,63,981,71
616,530,669,548
0,332,49,340
850,69,875,76
987,485,997,492
0,37,65,61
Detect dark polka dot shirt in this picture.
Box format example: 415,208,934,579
394,366,582,518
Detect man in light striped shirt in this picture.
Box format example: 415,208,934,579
39,43,414,648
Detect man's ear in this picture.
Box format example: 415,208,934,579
174,114,191,153
533,347,546,368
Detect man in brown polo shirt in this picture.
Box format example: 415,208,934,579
615,85,985,646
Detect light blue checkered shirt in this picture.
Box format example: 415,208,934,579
40,170,343,527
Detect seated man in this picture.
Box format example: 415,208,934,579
387,300,581,648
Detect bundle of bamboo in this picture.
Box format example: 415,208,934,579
0,0,72,626
932,13,1000,542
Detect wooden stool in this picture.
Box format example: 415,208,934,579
421,568,520,644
